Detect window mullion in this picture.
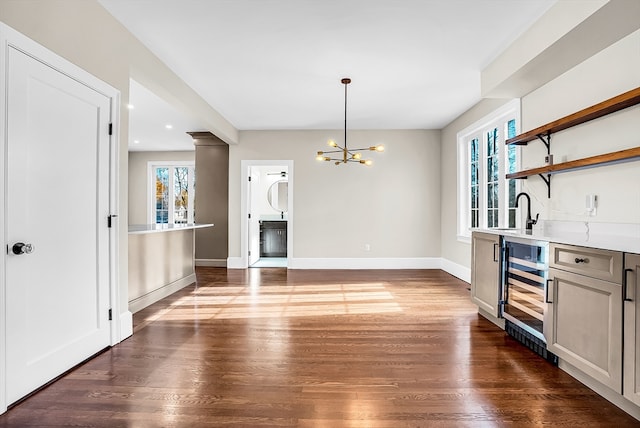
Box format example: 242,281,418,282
168,166,175,224
479,131,486,229
188,166,195,223
497,125,505,229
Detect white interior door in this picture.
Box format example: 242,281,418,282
5,46,112,404
248,168,260,266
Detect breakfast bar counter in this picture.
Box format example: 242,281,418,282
128,223,213,313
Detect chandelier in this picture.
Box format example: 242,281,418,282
315,78,384,166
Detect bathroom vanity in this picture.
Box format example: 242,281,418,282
260,220,287,257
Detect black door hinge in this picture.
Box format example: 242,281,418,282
108,214,118,228
248,176,252,182
108,123,113,136
108,309,113,321
248,213,251,219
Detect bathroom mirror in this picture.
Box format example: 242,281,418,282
267,180,288,213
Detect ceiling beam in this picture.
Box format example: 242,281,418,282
482,0,640,99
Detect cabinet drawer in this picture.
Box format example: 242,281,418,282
549,243,623,284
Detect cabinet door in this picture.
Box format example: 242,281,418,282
260,222,287,257
471,232,501,318
624,253,640,405
546,268,622,393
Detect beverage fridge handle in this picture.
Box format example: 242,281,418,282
493,243,499,262
545,278,553,304
502,245,509,307
624,268,635,302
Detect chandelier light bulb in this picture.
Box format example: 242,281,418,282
316,155,324,161
364,159,373,166
328,140,337,147
375,145,385,152
353,152,362,160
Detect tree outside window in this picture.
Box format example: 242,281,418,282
149,162,195,225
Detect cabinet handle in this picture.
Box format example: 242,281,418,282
574,257,589,264
624,268,635,302
545,279,553,304
493,243,499,262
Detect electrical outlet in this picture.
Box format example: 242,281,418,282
364,244,371,251
586,194,597,216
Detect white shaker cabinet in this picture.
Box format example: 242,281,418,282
471,232,502,319
624,253,640,406
545,243,623,393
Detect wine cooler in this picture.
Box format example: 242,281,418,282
502,236,549,343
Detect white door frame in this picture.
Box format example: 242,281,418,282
0,23,121,415
240,160,294,268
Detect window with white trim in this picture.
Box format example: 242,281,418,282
457,100,520,241
148,161,195,224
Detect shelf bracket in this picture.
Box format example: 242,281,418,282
536,131,551,155
538,173,551,198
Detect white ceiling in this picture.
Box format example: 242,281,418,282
128,79,206,151
99,0,557,150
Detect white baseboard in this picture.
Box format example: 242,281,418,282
195,258,227,267
119,311,133,341
288,257,442,270
440,258,471,283
227,257,245,269
128,274,196,314
225,256,472,280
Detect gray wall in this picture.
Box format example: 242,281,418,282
128,151,195,225
229,130,441,260
194,135,229,263
519,30,640,224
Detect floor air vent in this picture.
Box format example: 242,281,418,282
505,320,558,365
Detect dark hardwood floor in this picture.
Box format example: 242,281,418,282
1,268,638,427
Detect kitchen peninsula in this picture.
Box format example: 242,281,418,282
128,223,213,313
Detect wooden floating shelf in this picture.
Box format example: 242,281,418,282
506,146,640,180
506,87,640,146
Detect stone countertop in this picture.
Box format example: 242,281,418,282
474,221,640,254
128,223,214,235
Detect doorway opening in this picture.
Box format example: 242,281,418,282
245,162,292,268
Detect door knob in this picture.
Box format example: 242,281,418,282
12,242,34,255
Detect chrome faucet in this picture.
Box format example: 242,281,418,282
515,192,539,232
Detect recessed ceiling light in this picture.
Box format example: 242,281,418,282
133,140,140,144
127,104,135,109
165,124,173,129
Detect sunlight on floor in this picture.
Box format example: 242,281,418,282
143,282,403,323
